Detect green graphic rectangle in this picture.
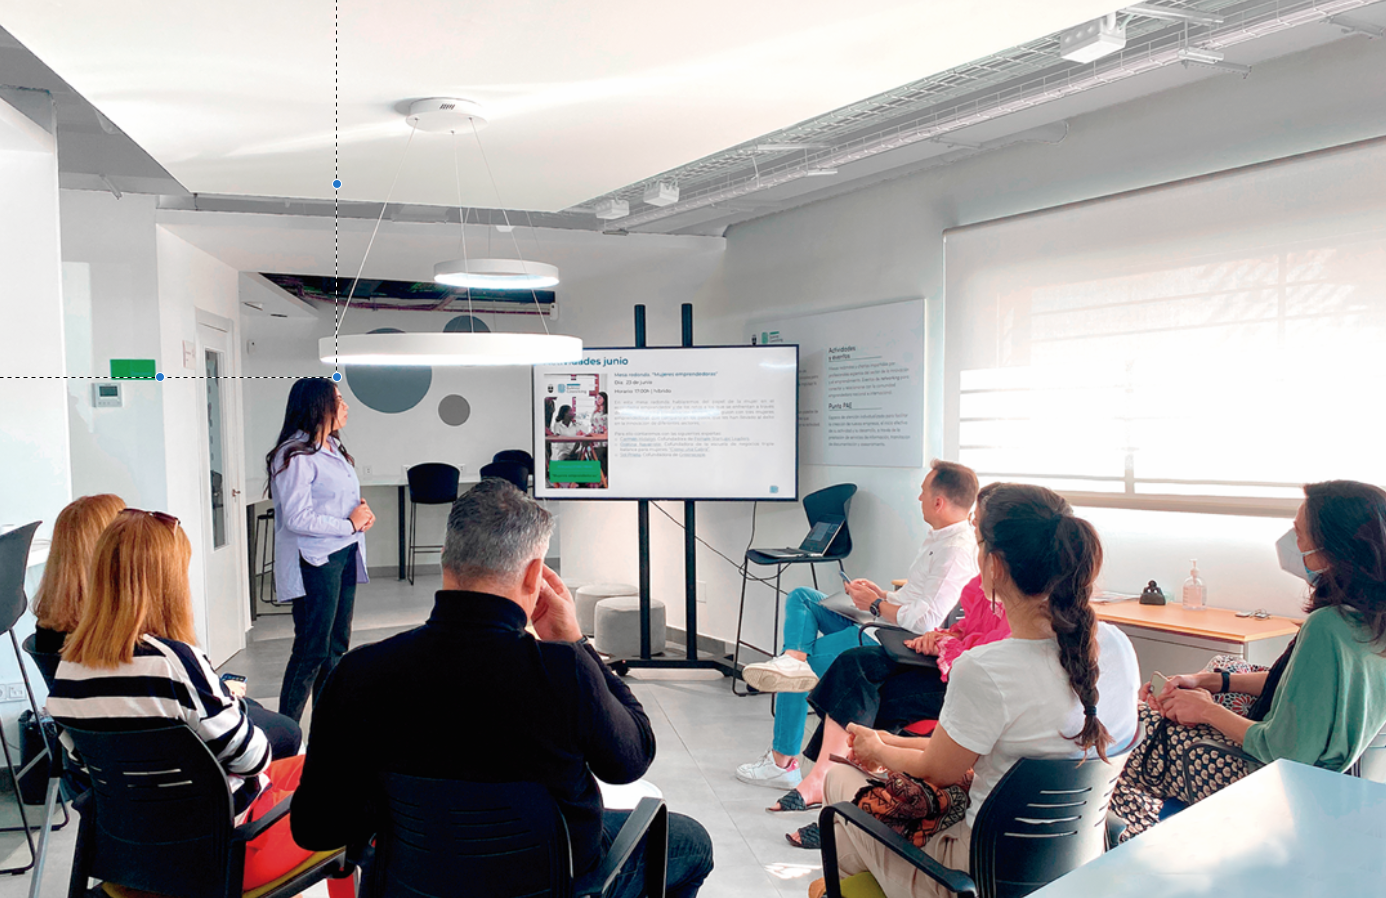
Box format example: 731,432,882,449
549,460,603,483
111,359,157,380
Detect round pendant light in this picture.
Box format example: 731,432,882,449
434,258,560,290
320,332,582,367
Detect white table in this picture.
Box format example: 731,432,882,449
1031,760,1386,897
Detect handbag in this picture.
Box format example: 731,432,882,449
851,770,971,849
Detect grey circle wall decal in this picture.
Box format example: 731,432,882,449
343,328,432,414
444,314,491,333
438,394,471,427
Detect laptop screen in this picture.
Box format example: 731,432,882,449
799,516,844,553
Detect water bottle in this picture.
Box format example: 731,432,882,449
1182,559,1206,612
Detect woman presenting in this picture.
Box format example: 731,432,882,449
266,378,374,723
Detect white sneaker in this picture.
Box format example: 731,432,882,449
736,751,803,789
742,654,819,693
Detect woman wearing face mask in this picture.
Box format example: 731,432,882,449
1110,480,1386,836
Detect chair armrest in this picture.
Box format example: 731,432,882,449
234,795,293,842
575,797,667,898
819,803,976,898
1105,810,1128,849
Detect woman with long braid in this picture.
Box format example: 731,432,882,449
811,484,1140,898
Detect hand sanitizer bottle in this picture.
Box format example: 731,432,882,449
1182,560,1206,612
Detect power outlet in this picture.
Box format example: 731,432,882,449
4,683,25,702
363,464,374,477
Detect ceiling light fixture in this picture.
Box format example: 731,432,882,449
319,332,581,367
1059,13,1127,63
323,98,580,368
643,181,680,207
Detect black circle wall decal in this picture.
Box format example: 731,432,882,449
343,328,432,414
444,315,491,333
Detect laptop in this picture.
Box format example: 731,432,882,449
756,515,845,559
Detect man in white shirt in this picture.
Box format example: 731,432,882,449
736,460,980,793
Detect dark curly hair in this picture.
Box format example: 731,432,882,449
1302,480,1386,644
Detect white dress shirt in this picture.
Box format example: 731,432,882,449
889,519,979,635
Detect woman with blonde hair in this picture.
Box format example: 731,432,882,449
32,495,300,757
31,494,125,654
47,509,345,898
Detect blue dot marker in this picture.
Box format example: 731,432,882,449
332,372,342,382
155,372,165,382
332,179,342,189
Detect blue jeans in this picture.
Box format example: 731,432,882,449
603,809,713,898
772,587,877,757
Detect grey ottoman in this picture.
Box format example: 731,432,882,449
593,596,666,659
575,583,638,637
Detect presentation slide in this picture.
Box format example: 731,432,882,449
533,346,798,501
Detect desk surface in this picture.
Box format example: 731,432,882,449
1093,601,1301,643
1031,760,1386,897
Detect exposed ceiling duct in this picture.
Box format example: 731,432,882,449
596,0,1379,231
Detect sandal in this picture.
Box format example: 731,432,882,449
786,822,821,850
767,789,822,813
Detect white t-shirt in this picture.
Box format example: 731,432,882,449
939,622,1140,827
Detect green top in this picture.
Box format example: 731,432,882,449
1244,606,1386,770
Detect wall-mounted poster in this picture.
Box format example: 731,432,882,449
750,300,924,468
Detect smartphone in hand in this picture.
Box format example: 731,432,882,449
838,570,852,585
1150,671,1170,695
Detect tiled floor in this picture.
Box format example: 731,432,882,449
0,572,824,898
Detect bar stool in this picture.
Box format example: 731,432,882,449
256,507,275,604
406,463,461,585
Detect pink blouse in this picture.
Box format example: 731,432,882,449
934,575,1010,681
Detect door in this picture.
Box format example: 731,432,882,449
198,315,247,666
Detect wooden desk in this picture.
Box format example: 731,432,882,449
1030,760,1386,897
1093,601,1300,682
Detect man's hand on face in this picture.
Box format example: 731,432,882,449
532,564,584,643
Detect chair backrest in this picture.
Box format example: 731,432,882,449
803,484,856,559
20,633,61,692
367,775,573,898
0,521,42,634
407,463,462,505
969,752,1130,898
1355,724,1386,783
64,722,239,898
480,461,530,493
493,449,535,476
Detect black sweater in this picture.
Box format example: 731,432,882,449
290,591,655,874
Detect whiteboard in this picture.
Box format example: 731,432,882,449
748,300,925,468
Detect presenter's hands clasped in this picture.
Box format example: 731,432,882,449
845,578,886,611
533,564,583,644
349,499,375,533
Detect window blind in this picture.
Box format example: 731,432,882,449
944,137,1386,511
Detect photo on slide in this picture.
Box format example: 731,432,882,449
543,374,609,489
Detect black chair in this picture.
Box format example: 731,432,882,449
0,521,52,874
21,634,80,898
819,752,1131,898
405,463,461,585
493,449,535,480
480,460,530,493
64,722,351,898
732,483,857,696
362,774,667,898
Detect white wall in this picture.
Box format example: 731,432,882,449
155,227,248,663
560,34,1386,649
0,89,71,726
60,191,169,507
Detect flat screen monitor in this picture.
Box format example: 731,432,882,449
533,345,798,501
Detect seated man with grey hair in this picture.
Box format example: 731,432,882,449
292,479,713,897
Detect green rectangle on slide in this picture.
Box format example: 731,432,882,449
548,460,603,483
110,359,157,380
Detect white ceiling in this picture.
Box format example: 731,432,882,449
2,0,1125,212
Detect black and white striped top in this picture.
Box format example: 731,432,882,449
48,635,272,816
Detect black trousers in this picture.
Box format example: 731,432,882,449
279,543,358,723
803,643,949,761
245,699,303,759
